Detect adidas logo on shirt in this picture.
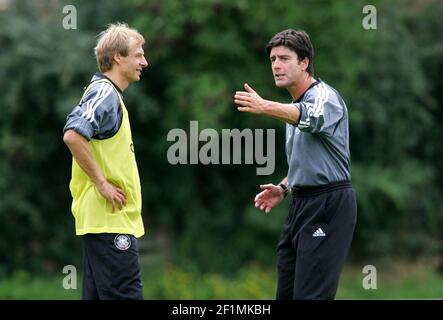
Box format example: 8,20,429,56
313,228,326,237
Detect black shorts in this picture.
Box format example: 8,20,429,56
276,181,357,300
82,233,143,300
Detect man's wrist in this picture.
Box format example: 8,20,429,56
262,99,272,115
93,177,106,188
279,183,289,197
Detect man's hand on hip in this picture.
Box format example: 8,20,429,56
96,180,127,213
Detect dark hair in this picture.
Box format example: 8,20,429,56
265,29,314,76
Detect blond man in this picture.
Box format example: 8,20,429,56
63,23,148,300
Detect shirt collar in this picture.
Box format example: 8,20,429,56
92,72,124,95
293,78,321,103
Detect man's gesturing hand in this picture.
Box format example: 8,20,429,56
96,180,127,213
254,184,285,214
234,83,268,114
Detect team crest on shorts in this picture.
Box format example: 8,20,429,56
114,234,131,250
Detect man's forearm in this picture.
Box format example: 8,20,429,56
63,130,106,187
263,100,300,124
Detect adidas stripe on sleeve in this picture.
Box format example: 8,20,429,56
63,81,121,140
295,82,344,136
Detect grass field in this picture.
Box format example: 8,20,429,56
1,261,442,299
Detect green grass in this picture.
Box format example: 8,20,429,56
336,261,443,299
1,261,442,299
0,270,80,300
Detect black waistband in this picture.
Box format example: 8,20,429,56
291,181,352,197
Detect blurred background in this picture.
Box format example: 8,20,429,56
0,0,442,299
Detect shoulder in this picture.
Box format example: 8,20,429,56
82,80,120,104
306,81,344,106
80,80,121,115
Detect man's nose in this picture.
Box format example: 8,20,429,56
272,59,282,69
141,57,149,68
272,62,281,72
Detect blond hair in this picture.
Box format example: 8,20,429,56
94,22,145,72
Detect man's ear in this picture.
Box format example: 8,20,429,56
300,57,310,72
113,53,122,66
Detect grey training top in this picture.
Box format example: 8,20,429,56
63,73,123,140
286,79,351,188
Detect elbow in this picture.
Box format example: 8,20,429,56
63,130,78,147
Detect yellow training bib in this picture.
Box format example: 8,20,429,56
69,79,144,238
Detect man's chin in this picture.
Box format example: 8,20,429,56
275,81,287,88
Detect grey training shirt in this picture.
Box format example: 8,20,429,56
63,73,123,140
286,79,351,188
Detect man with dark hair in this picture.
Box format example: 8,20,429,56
234,29,357,300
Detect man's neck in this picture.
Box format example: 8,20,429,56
103,70,127,92
288,74,316,101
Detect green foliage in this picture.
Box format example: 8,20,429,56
142,263,276,299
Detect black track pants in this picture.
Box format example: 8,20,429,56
276,181,357,300
82,233,143,300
